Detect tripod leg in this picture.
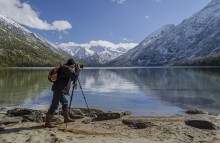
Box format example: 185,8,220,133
77,79,90,114
67,81,77,128
69,87,74,113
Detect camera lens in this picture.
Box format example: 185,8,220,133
80,64,84,69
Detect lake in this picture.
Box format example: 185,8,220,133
0,67,220,116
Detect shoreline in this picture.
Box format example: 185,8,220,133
1,105,220,117
0,108,219,143
2,66,220,70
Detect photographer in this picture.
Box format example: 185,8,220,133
45,58,80,128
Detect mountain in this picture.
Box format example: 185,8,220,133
108,24,175,66
109,0,220,66
0,14,70,67
60,45,131,65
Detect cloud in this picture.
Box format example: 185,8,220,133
112,0,126,4
0,0,72,31
145,15,150,19
58,35,63,40
59,40,138,50
109,33,114,36
63,31,69,35
52,21,72,31
122,37,133,42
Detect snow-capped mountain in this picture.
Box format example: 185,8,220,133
109,0,220,66
60,45,133,64
0,14,70,66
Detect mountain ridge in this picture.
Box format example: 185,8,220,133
109,0,220,66
0,14,71,67
60,44,135,65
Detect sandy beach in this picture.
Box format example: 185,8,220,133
0,108,219,143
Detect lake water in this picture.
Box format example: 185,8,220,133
0,67,220,116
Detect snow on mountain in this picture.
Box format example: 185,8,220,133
108,24,175,65
60,44,134,64
0,14,31,33
0,13,70,66
109,0,220,66
0,14,65,53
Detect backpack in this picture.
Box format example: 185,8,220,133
48,66,60,82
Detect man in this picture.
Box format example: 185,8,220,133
45,58,80,127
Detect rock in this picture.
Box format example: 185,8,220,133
122,119,152,129
51,137,63,143
90,113,98,119
122,119,134,125
5,108,45,123
70,109,84,116
60,109,84,119
82,117,92,124
185,109,208,115
52,115,63,124
0,123,5,132
0,113,5,119
77,108,104,115
6,108,36,116
0,128,4,132
69,114,84,119
96,112,122,121
0,116,23,125
22,110,44,122
216,114,220,120
123,111,132,116
185,118,219,130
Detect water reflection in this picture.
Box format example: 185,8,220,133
0,67,220,115
79,69,139,94
0,69,51,106
110,68,220,114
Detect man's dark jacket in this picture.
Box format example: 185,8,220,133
52,65,80,95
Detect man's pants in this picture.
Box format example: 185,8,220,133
47,91,68,114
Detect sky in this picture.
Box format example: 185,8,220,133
0,0,211,49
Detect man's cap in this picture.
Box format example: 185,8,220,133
66,58,76,65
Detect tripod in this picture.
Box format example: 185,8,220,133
67,77,90,127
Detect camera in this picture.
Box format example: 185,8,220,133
79,64,84,69
75,64,84,69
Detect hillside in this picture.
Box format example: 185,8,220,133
109,0,220,66
0,14,70,67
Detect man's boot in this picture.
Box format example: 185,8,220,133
63,110,75,123
45,114,56,128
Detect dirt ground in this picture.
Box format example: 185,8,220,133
0,114,219,143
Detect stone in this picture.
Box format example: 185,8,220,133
185,109,208,115
22,111,45,122
6,108,36,116
69,114,84,119
52,115,63,124
70,109,85,116
0,113,5,119
96,112,122,121
59,109,84,119
82,117,92,124
122,119,133,125
185,118,219,130
5,108,45,123
77,108,104,115
122,119,152,129
123,111,132,116
216,114,220,120
0,116,23,125
0,123,5,132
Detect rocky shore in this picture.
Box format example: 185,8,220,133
0,108,219,143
